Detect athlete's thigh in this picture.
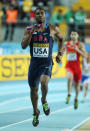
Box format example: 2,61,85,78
39,61,53,80
74,69,82,83
66,71,73,80
28,63,40,87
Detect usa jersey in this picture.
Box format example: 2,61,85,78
29,24,53,63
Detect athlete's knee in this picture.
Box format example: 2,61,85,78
85,84,88,90
68,77,73,82
67,72,73,80
30,87,38,94
41,80,48,91
40,75,50,84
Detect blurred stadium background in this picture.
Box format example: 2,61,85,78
0,0,90,81
0,1,90,131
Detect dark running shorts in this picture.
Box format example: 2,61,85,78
81,75,88,83
28,60,53,87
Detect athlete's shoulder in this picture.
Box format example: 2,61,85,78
49,24,55,30
49,24,59,31
78,41,84,48
49,24,56,37
50,24,63,39
50,24,60,31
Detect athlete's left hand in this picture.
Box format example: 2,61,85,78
56,54,62,63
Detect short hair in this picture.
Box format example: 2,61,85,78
35,7,45,13
71,31,78,34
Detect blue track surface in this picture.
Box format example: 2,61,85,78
0,79,90,131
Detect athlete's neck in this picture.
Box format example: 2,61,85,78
71,40,78,44
37,22,45,32
41,23,45,29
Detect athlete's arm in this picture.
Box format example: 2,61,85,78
21,29,31,49
55,26,64,63
62,41,67,54
50,25,64,63
53,26,64,52
74,42,87,58
21,26,37,49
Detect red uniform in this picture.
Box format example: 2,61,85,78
66,41,82,83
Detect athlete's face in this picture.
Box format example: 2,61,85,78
70,32,79,41
35,9,46,24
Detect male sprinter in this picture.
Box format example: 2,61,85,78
81,53,90,102
65,32,87,109
21,7,64,126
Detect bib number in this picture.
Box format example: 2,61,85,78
33,47,49,57
67,53,77,61
33,43,49,58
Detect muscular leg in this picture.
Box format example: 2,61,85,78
83,83,88,99
40,75,50,115
30,86,40,126
30,86,39,114
74,82,80,100
40,75,50,102
67,72,73,94
74,81,80,109
68,78,73,96
66,72,73,104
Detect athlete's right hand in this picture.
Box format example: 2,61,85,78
26,26,36,35
21,26,37,49
56,54,62,64
21,24,42,49
27,24,42,35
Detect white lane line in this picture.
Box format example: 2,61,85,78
0,99,65,114
71,117,90,131
0,106,31,114
0,96,29,106
0,106,73,130
0,90,29,96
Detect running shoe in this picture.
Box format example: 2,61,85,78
41,98,50,115
66,95,70,104
32,109,40,127
74,99,78,109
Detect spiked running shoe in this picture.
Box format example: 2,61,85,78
66,95,70,104
74,99,78,109
32,109,40,127
41,99,50,115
